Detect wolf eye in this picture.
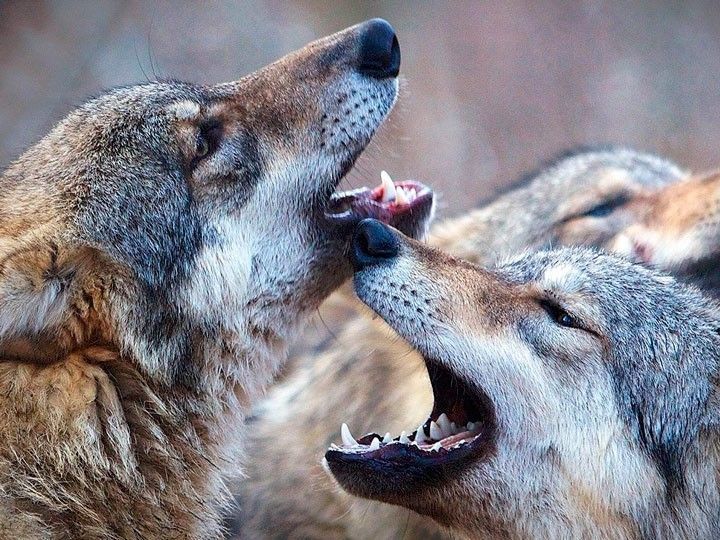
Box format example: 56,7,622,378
195,136,210,158
193,120,222,162
581,194,631,218
539,299,580,329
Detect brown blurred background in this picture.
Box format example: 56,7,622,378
1,0,719,217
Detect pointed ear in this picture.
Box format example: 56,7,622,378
0,243,75,362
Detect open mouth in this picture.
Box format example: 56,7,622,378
326,170,434,229
324,358,495,492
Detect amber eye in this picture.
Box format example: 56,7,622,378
192,120,222,164
196,135,210,159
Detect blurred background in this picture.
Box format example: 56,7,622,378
1,0,719,217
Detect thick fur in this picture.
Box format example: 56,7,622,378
612,169,720,293
234,147,720,538
333,235,720,539
0,21,405,539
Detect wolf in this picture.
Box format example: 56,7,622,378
612,169,720,294
325,218,720,539
234,147,720,538
0,19,435,539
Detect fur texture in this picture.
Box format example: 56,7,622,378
331,232,720,539
234,148,720,538
0,20,409,538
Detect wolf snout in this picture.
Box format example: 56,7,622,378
356,19,400,79
351,218,400,269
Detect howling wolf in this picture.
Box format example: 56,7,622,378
0,19,434,538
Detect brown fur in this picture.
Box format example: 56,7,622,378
0,20,410,538
234,147,710,538
612,170,720,288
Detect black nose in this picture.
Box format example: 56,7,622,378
356,19,400,79
352,219,400,269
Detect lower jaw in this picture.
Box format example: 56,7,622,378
324,433,493,508
324,417,494,503
325,358,495,500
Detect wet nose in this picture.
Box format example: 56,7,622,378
352,219,400,269
356,19,401,79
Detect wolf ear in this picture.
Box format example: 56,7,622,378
0,243,75,363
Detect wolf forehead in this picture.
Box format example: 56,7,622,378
38,82,279,288
501,248,682,308
59,86,228,282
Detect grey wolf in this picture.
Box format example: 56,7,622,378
0,19,434,539
612,169,720,294
235,147,720,539
325,218,720,539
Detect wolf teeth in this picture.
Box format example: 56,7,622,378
378,170,420,206
341,423,357,447
429,420,443,440
395,186,409,205
437,413,452,436
380,170,396,202
334,414,482,454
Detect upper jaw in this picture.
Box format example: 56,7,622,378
324,173,435,238
311,78,436,239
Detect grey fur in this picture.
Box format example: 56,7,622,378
334,236,720,538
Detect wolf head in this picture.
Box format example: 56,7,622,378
611,170,720,294
0,20,433,390
433,147,720,297
326,219,720,538
431,147,685,266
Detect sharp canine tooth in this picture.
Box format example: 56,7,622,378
409,188,417,201
369,437,380,450
432,442,442,452
341,423,357,447
395,186,409,205
399,431,411,444
415,425,427,444
429,421,443,441
380,170,396,202
437,413,452,436
382,432,393,443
